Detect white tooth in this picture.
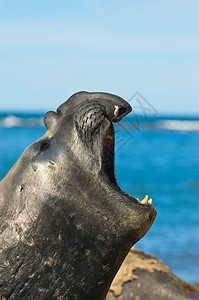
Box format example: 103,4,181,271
141,195,148,204
148,198,152,204
114,105,119,117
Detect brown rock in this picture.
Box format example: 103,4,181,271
106,248,199,300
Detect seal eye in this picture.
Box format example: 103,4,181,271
40,140,50,151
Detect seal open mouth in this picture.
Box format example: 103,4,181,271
103,128,153,205
101,105,154,207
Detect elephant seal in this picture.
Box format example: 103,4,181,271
0,92,156,299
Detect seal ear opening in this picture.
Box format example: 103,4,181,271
44,111,59,132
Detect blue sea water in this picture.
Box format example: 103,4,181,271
0,112,199,284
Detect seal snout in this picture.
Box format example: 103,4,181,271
102,97,132,124
112,104,132,123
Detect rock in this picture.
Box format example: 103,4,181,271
106,248,199,300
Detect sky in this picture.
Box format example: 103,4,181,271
0,0,199,114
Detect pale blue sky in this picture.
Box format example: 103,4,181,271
1,0,199,113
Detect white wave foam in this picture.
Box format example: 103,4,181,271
157,120,199,131
0,115,44,128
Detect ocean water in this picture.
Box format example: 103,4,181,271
0,112,199,284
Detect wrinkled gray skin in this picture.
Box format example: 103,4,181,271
0,92,156,300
